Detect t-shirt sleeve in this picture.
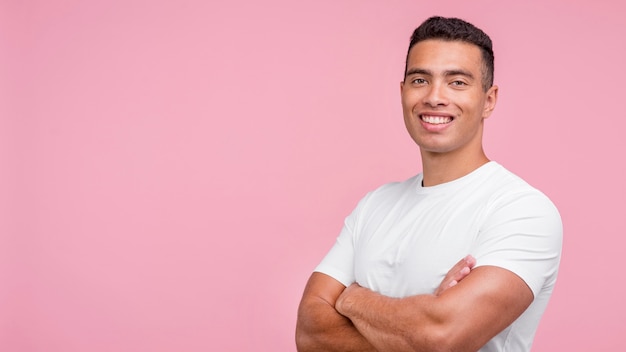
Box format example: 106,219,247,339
313,193,372,287
473,190,563,298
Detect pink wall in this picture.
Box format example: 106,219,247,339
2,0,625,350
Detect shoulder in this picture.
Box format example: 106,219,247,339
484,163,560,214
344,174,421,225
474,163,563,250
358,174,421,207
474,164,563,296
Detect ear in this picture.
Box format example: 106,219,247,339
400,80,405,95
482,85,498,119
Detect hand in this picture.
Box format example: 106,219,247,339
335,283,362,317
434,255,476,296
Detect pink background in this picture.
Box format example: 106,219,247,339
2,0,625,351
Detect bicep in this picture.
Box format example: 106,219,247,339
432,265,533,350
300,272,347,308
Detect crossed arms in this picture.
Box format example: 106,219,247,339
295,255,533,352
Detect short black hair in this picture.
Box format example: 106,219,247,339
404,16,494,91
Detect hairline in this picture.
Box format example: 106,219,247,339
404,38,493,92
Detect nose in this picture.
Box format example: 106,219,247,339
422,82,448,107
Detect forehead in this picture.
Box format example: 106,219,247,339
407,39,484,75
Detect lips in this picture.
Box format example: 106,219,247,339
420,114,452,125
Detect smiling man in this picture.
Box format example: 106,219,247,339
296,16,562,352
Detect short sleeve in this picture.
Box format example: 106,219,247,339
473,190,563,297
314,193,372,287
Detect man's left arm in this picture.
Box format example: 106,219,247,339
335,189,562,352
336,263,533,352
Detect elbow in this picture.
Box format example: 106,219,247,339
295,329,310,352
295,323,325,352
295,317,312,351
296,324,315,352
295,307,321,352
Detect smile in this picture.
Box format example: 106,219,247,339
420,115,452,125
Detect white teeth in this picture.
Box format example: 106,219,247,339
421,115,451,124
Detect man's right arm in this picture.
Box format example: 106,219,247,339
295,272,377,352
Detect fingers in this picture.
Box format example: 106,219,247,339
434,255,476,296
452,256,475,280
448,255,474,279
452,265,470,280
465,254,477,268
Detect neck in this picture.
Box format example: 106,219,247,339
420,148,489,187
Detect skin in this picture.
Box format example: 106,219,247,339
296,39,533,351
401,39,498,186
296,256,476,351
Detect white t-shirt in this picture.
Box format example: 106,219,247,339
315,162,562,351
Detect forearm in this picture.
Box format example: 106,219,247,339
336,266,533,352
296,296,378,352
336,286,446,352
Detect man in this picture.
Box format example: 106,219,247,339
296,16,562,352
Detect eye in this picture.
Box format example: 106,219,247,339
451,80,467,86
412,78,427,85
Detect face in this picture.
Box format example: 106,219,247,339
401,39,498,157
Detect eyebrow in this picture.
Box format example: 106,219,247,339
405,68,475,80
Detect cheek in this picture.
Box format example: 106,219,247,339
400,100,413,117
401,93,421,112
400,94,409,107
456,96,483,114
456,92,487,111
